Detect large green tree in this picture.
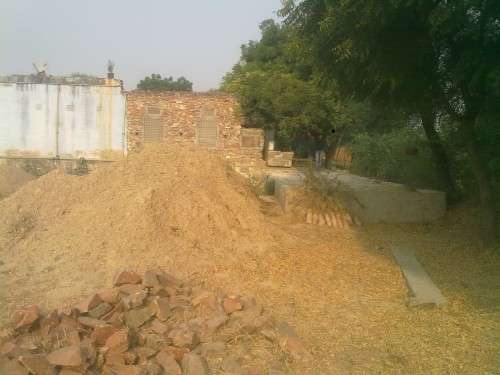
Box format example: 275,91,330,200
137,74,193,91
221,19,370,163
284,0,499,241
431,0,500,241
282,0,459,202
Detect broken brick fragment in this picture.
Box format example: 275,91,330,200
12,305,40,331
223,296,243,314
46,346,83,367
113,270,142,286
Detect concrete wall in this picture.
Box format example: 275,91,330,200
330,173,446,223
266,169,446,223
0,80,126,160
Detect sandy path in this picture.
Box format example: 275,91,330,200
1,214,499,374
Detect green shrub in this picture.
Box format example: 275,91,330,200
349,128,443,190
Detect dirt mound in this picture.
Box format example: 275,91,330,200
0,145,273,322
0,269,307,374
0,165,35,200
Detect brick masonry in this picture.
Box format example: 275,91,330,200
126,91,264,167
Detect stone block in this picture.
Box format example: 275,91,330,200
266,151,294,168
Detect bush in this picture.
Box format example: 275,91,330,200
349,128,443,190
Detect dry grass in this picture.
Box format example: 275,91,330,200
0,148,499,373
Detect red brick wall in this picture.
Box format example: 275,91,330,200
126,90,265,168
127,91,241,151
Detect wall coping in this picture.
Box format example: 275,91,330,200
126,90,236,99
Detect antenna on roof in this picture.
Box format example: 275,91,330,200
107,60,115,79
33,63,48,75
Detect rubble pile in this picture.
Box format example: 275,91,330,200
303,208,362,228
0,269,308,374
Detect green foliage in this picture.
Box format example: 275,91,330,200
222,2,500,239
283,0,500,159
349,128,442,190
221,19,371,155
137,74,193,91
428,1,500,114
284,0,500,240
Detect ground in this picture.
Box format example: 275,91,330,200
0,151,499,374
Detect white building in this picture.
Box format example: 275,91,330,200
0,74,126,161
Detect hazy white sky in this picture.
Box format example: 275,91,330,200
0,0,282,91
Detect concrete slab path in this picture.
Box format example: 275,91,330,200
392,247,447,308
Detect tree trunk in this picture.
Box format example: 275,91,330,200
325,142,337,169
459,116,498,244
420,109,459,204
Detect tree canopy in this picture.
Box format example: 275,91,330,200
221,20,372,159
282,0,499,241
221,1,500,241
137,74,193,91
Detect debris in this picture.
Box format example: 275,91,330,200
168,325,199,349
276,321,310,361
18,354,56,375
12,305,40,331
0,356,29,375
124,307,154,329
104,329,130,353
200,341,226,357
46,346,83,367
160,346,190,363
156,351,181,375
223,296,243,314
119,284,144,296
98,289,120,305
1,270,297,374
221,356,242,373
142,270,161,288
181,353,209,375
77,317,108,329
122,291,147,310
149,298,171,322
89,303,113,319
76,294,102,314
90,325,118,346
114,271,142,287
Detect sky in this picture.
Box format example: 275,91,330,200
0,0,283,91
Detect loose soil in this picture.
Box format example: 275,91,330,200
0,165,35,200
0,145,499,374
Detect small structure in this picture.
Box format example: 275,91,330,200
126,90,264,169
267,151,294,168
0,71,126,161
0,69,266,174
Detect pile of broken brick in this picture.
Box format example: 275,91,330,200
0,269,309,374
305,208,362,228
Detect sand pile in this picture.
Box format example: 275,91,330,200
0,165,35,200
0,145,273,320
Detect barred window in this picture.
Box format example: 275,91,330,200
143,107,163,143
197,107,218,148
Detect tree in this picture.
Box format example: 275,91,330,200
284,0,500,242
137,74,193,91
282,0,460,203
221,19,370,163
430,0,500,241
